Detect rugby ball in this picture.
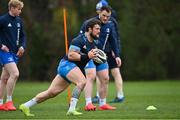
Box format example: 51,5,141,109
93,49,107,64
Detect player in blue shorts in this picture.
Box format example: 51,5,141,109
84,59,116,110
0,0,26,111
80,6,118,111
19,19,101,116
93,1,125,103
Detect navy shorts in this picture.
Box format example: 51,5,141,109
0,50,19,66
107,52,118,69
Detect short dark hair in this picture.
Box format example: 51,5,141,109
100,6,112,13
85,18,101,32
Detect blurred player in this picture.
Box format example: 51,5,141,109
96,0,117,19
19,19,101,116
92,0,125,103
0,0,26,111
80,6,119,111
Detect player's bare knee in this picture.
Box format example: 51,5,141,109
87,73,96,81
101,76,109,85
11,71,19,80
104,76,109,82
0,77,8,84
77,80,86,90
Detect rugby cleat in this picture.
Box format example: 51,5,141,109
109,97,124,103
0,104,8,111
66,110,83,116
85,103,96,111
98,104,116,110
4,101,16,111
19,104,35,117
92,96,99,104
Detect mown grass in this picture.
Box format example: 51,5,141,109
0,80,180,119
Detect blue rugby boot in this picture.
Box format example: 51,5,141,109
109,97,124,103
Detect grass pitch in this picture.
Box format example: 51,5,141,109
0,80,180,119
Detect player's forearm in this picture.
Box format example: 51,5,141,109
68,51,81,61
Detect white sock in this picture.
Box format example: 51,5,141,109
117,91,124,99
99,98,106,106
23,98,37,108
96,92,99,97
6,96,12,102
0,99,3,105
85,97,92,105
68,98,78,111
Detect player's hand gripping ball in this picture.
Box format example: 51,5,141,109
93,49,107,64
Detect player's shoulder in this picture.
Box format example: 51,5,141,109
70,34,86,49
15,16,23,23
16,16,22,20
74,34,84,40
72,34,84,43
107,19,116,28
110,17,118,23
107,17,115,24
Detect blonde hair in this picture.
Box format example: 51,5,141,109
8,0,24,9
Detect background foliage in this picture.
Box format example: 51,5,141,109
0,0,179,81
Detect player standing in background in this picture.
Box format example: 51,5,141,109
92,0,125,103
0,0,26,111
19,19,101,116
80,6,119,111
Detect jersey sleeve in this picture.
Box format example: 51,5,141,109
111,17,121,56
69,37,83,52
109,22,120,57
19,19,26,49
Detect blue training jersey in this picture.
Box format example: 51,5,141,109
80,16,120,57
109,16,121,56
64,34,97,71
0,13,26,53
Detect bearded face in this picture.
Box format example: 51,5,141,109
90,32,99,40
90,24,101,40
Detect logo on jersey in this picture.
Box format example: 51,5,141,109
8,57,13,62
83,45,87,49
106,28,110,33
17,23,21,28
80,30,83,34
8,23,12,27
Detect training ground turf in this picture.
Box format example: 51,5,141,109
0,80,180,119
